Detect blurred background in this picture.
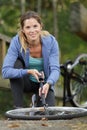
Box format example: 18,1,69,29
0,0,87,118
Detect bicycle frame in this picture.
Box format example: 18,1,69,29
60,60,73,106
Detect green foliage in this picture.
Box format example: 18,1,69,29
0,5,20,36
0,89,13,118
59,31,87,63
57,2,87,63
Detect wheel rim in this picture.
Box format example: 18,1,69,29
5,106,87,120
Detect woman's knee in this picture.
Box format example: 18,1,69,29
46,90,55,106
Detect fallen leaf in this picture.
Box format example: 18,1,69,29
41,123,48,127
7,123,20,128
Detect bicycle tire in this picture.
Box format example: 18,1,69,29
5,106,87,120
67,54,87,108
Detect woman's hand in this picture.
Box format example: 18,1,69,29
27,69,41,82
39,83,50,98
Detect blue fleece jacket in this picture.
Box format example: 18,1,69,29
2,34,60,90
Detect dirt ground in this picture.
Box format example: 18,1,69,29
0,116,87,130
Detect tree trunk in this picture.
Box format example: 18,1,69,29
21,0,25,14
69,2,87,41
52,0,58,39
37,0,41,15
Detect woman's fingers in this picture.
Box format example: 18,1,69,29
39,83,50,98
27,69,41,81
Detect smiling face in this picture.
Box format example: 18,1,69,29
22,18,42,44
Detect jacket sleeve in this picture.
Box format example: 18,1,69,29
2,36,28,79
46,36,60,86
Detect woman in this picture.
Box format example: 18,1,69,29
2,11,60,108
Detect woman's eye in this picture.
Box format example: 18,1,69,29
26,26,30,29
34,25,38,28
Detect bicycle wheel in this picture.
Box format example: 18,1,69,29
5,106,87,120
67,54,87,108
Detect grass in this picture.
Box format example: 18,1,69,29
0,88,13,119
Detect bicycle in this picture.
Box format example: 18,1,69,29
61,53,87,108
5,54,87,120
